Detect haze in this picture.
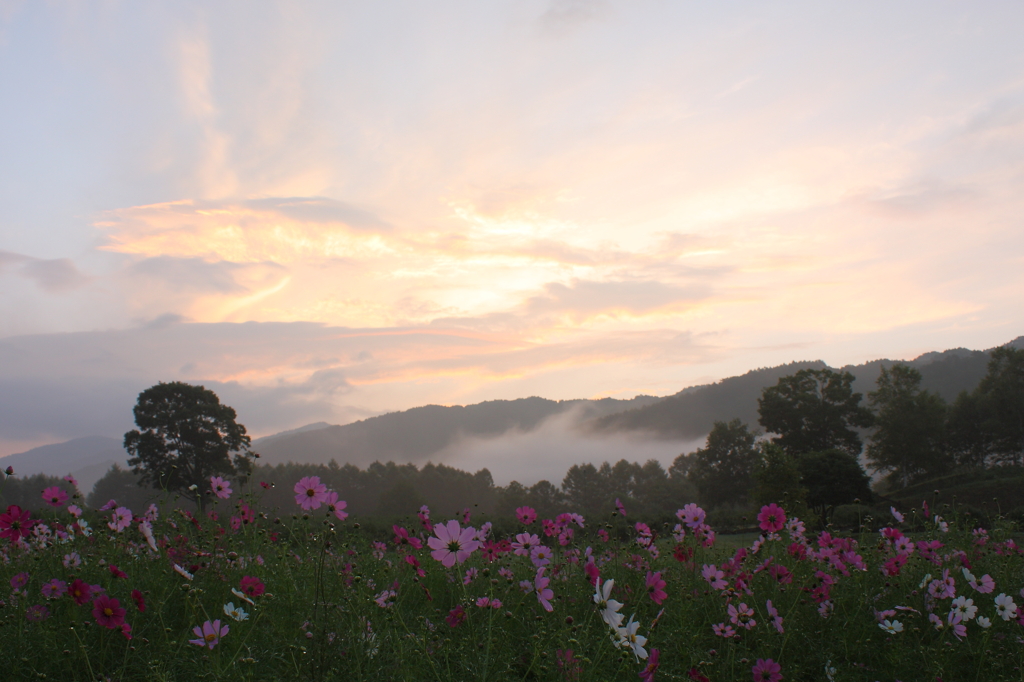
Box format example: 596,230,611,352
2,2,1023,458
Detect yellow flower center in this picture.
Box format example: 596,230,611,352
103,607,113,617
206,633,217,642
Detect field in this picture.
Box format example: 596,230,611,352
2,474,1023,681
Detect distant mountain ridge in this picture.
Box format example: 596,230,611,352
4,336,1020,485
589,336,1024,439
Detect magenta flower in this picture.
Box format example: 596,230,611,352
41,486,69,508
209,476,232,499
10,572,30,591
67,505,82,518
427,520,482,567
323,491,349,520
646,571,667,605
189,619,229,649
512,532,540,556
239,576,266,598
530,545,553,567
615,498,627,516
751,658,782,682
63,474,78,487
677,503,706,529
713,622,736,637
757,504,786,533
92,595,126,629
535,567,554,612
68,579,92,605
516,506,537,524
701,564,728,590
293,476,328,510
0,505,34,544
26,604,50,621
41,579,67,600
393,525,423,549
446,604,466,627
132,589,146,612
639,648,660,682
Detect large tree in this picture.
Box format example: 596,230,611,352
798,449,872,527
975,346,1024,466
757,368,874,457
124,382,252,511
867,364,948,488
684,419,760,509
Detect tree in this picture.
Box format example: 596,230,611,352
685,419,760,509
975,347,1024,466
866,364,949,488
797,449,872,527
124,382,252,512
753,442,807,514
758,368,874,457
945,390,993,468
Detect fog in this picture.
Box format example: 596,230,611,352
435,408,707,487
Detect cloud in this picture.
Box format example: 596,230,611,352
0,250,92,293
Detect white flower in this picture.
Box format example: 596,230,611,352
594,579,624,629
879,619,903,634
976,615,992,629
962,567,976,583
172,563,194,581
995,593,1017,621
918,573,933,590
232,587,255,605
890,507,904,523
951,596,978,621
825,662,837,681
614,615,648,661
224,602,249,621
138,520,158,553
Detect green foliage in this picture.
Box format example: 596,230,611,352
681,419,759,509
758,368,874,457
753,441,808,515
867,363,949,488
561,459,695,519
975,346,1024,465
797,449,872,526
86,464,181,511
945,390,994,468
124,382,253,511
0,473,78,512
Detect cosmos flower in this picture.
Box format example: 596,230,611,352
92,595,126,629
293,476,328,510
41,579,67,600
0,505,34,544
638,648,660,682
594,579,624,628
615,615,648,661
108,507,132,532
515,507,537,524
323,491,348,520
879,619,903,634
995,593,1017,621
41,486,69,508
535,567,554,612
224,602,249,621
68,579,92,605
677,503,706,529
209,476,232,499
646,571,667,605
189,620,229,649
427,520,481,567
751,658,782,682
757,504,786,533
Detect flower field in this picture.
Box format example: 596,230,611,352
1,472,1023,681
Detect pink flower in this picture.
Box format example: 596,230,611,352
68,579,92,605
107,507,132,532
584,559,600,586
322,491,348,520
132,589,146,612
427,520,482,567
25,604,50,621
189,619,229,649
293,476,328,510
615,498,627,516
701,564,728,590
92,595,126,629
535,567,554,612
646,571,667,605
108,564,128,579
971,574,995,594
751,658,782,682
67,505,82,518
766,599,784,633
0,505,33,544
530,545,553,567
10,572,29,591
41,486,69,508
209,476,232,499
727,602,756,629
239,576,265,598
516,506,537,524
639,648,660,682
445,605,466,627
41,579,67,600
757,504,786,533
512,532,540,556
677,503,706,529
393,525,423,549
712,622,736,637
63,474,78,487
598,529,610,543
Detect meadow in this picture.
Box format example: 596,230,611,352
1,471,1022,681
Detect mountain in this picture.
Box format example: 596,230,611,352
0,436,129,493
588,336,1024,440
254,395,661,467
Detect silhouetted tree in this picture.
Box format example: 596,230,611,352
753,442,807,514
798,449,872,527
87,464,166,512
975,347,1024,466
867,364,949,488
685,419,760,509
945,390,993,468
758,368,874,457
124,382,252,512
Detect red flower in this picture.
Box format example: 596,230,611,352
445,604,466,628
687,669,711,682
131,589,146,612
757,504,786,534
92,595,126,629
69,579,93,605
646,571,667,605
673,544,693,562
240,576,265,598
109,564,127,579
0,505,33,544
639,648,660,682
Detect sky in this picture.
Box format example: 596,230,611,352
2,1,1023,458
